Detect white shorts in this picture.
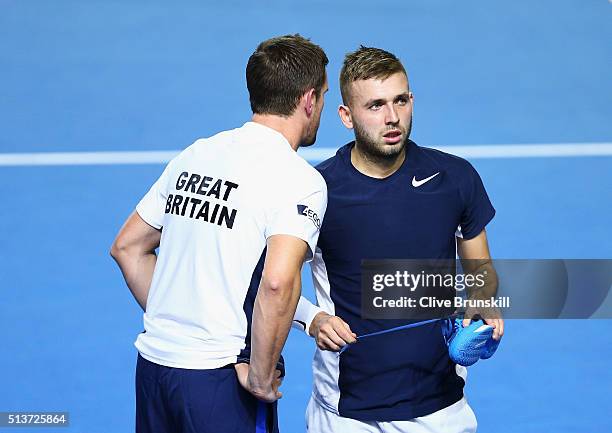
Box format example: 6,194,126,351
306,394,477,433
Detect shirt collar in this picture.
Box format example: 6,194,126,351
243,121,292,149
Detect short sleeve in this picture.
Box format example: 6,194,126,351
136,163,174,230
265,179,327,262
457,162,495,239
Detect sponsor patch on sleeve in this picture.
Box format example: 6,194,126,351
297,204,321,229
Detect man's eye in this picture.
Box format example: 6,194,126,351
396,97,408,105
369,103,382,110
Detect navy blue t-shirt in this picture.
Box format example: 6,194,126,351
313,139,495,421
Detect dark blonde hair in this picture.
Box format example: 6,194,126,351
340,46,406,105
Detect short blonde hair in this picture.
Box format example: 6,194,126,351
340,46,407,105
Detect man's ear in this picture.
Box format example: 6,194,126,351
303,88,316,117
338,104,353,129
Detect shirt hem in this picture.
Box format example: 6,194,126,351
137,350,238,370
338,390,464,421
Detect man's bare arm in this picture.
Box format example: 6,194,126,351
457,229,504,339
110,212,161,310
243,235,308,402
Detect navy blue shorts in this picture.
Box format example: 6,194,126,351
135,354,279,433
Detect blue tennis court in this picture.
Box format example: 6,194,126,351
1,1,611,432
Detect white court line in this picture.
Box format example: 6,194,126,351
0,151,179,166
0,143,611,166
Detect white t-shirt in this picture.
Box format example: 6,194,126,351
134,122,327,369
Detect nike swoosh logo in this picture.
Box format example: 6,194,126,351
412,172,440,187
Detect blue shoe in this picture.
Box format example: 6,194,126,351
480,334,501,360
445,318,500,366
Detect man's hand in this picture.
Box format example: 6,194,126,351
462,308,505,341
309,312,357,351
234,363,283,403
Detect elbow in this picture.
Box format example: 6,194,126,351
261,272,299,297
110,236,128,261
109,242,121,261
259,275,300,317
263,277,291,294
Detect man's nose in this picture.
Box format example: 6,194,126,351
384,104,399,125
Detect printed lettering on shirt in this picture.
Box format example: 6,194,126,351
297,204,321,229
164,171,240,229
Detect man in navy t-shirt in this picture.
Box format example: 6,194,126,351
293,47,504,432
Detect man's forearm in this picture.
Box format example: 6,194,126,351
464,258,498,299
249,273,301,391
111,249,157,310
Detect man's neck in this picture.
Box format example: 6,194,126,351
351,142,406,179
251,114,302,151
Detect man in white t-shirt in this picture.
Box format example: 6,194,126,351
111,34,329,433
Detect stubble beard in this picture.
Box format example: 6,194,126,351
301,111,322,148
353,114,413,163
